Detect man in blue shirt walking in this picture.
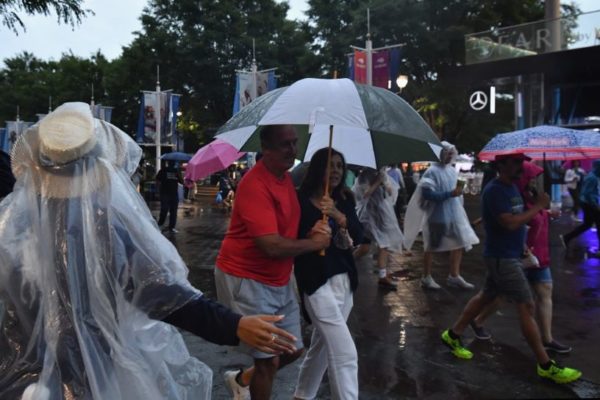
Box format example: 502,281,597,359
441,153,581,384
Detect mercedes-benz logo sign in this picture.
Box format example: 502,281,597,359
469,91,488,111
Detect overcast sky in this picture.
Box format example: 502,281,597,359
0,0,597,66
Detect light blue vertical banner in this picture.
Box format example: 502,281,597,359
0,128,6,153
267,71,277,91
161,92,171,143
232,73,241,115
102,106,113,123
170,94,180,130
136,94,145,143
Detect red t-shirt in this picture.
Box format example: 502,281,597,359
216,160,300,286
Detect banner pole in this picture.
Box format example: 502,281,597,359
366,8,372,86
155,65,162,172
251,38,258,100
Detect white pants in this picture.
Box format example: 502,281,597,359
294,273,358,400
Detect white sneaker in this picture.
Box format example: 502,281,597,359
223,370,250,400
447,275,475,290
421,275,441,290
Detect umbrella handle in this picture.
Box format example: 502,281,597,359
320,125,334,257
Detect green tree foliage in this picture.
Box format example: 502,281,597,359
0,51,105,123
0,0,90,32
306,0,580,152
122,0,318,148
0,0,583,155
0,0,319,153
306,0,362,77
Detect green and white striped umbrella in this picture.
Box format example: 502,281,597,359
216,78,441,168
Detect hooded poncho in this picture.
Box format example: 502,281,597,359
0,103,212,400
404,142,479,252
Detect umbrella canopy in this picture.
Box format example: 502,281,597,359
184,139,245,181
215,78,441,168
479,125,600,161
161,152,193,162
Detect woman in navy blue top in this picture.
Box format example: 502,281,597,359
294,148,363,400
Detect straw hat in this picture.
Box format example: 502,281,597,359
11,102,141,199
38,102,97,164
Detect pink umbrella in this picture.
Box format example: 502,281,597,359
184,139,246,181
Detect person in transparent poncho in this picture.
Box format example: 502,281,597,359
403,141,480,290
0,103,297,400
353,168,403,289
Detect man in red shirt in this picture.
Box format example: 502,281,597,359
215,125,331,400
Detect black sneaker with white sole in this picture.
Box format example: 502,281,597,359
470,321,492,340
544,340,572,354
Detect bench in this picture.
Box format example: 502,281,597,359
194,184,219,199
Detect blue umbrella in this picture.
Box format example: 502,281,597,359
161,152,193,162
479,125,600,161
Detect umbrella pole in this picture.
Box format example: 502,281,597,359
320,125,334,256
543,152,549,195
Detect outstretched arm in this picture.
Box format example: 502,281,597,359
162,294,297,354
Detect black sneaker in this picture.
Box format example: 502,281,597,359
559,235,568,250
470,321,492,340
544,340,572,354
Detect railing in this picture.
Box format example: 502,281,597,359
465,10,600,64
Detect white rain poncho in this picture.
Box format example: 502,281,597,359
0,103,211,400
353,168,403,252
404,142,479,253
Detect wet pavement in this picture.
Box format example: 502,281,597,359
153,195,600,399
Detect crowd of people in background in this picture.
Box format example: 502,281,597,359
205,126,583,399
0,108,588,399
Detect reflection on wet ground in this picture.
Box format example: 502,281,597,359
155,196,600,399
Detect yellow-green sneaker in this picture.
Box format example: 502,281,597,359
441,329,473,359
537,360,582,384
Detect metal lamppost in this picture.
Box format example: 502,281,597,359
351,8,404,87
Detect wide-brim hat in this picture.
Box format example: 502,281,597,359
11,102,142,199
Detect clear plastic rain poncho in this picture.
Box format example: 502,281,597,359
0,103,211,400
404,142,479,253
353,168,404,252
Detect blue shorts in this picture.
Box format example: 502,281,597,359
524,267,553,284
